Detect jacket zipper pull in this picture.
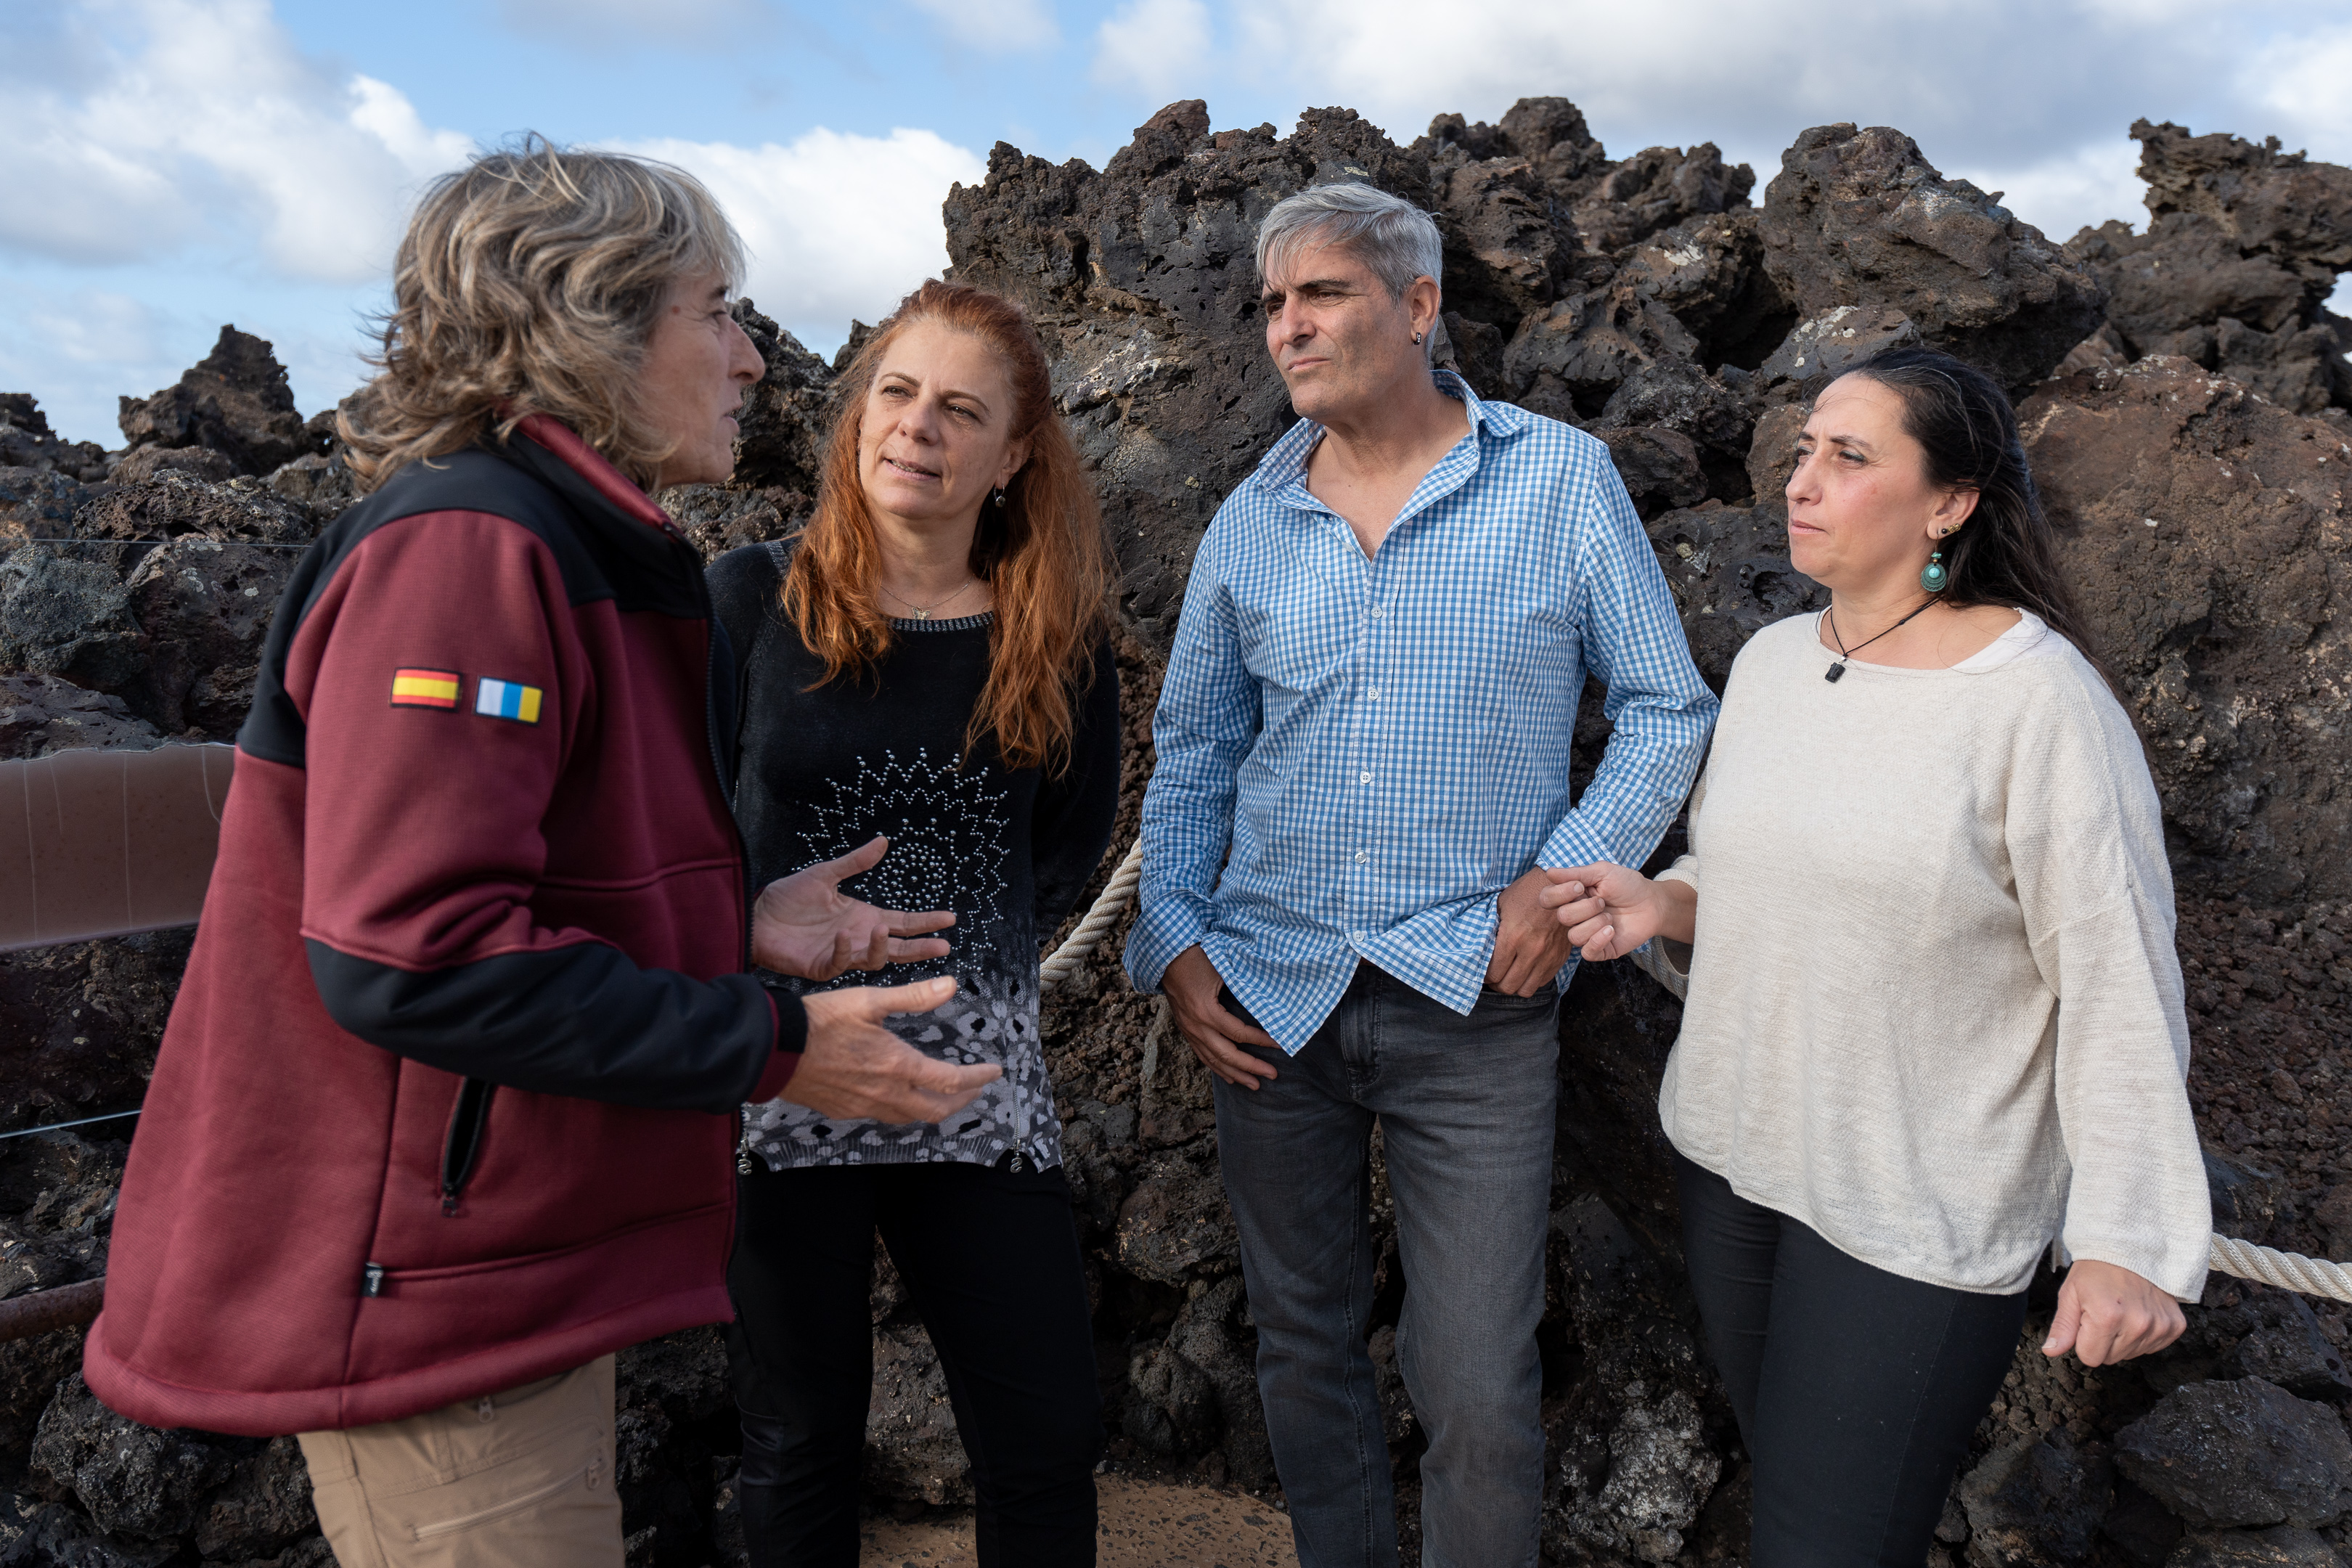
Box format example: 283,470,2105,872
362,1262,386,1298
737,1127,754,1176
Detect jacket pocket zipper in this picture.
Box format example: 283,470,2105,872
441,1079,497,1217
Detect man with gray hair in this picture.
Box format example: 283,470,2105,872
1127,181,1716,1567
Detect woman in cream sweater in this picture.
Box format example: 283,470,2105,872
1542,347,2208,1564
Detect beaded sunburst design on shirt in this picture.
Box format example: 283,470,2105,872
746,746,1063,1171
798,747,1010,934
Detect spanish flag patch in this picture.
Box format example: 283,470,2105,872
388,668,461,710
474,677,544,725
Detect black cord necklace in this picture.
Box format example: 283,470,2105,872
1824,598,1937,683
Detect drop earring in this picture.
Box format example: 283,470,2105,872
1921,530,1950,593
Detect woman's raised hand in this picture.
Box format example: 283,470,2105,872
1538,862,1673,963
752,836,957,980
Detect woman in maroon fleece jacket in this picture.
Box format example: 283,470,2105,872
84,143,997,1568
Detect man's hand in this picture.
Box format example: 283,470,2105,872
780,977,1000,1124
1164,945,1281,1090
2042,1259,2186,1366
1486,868,1578,996
1538,862,1692,963
753,836,955,981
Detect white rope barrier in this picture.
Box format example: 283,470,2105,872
1622,943,2352,1302
2210,1234,2352,1302
1038,838,1144,995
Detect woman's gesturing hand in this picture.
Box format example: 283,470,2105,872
784,978,999,1124
1537,862,1684,963
2043,1260,2186,1365
752,836,956,980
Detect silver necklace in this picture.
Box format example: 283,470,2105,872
880,577,979,621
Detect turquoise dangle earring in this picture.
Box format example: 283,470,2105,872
1920,528,1951,593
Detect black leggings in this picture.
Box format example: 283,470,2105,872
1676,1154,2028,1567
726,1155,1102,1567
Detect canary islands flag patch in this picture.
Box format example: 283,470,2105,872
388,669,461,710
474,677,544,724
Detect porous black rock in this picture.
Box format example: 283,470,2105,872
114,328,317,478
2115,1377,2352,1529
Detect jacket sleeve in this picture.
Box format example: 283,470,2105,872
288,510,795,1114
1031,635,1123,934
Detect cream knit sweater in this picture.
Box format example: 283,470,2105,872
1656,611,2211,1299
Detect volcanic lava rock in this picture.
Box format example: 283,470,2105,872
727,300,835,496
2017,358,2352,902
0,674,161,758
2114,1377,2352,1529
1758,123,2106,393
1571,143,1755,258
1543,1196,1722,1565
0,398,108,483
115,328,316,478
0,552,142,691
1115,1145,1239,1286
2164,1527,2348,1566
1956,1430,2115,1567
0,470,110,539
30,1376,232,1542
864,1322,970,1506
2067,121,2352,414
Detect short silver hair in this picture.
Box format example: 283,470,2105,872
1254,181,1444,300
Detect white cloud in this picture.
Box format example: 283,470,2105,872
1950,135,2149,245
908,0,1060,53
1216,0,2352,198
2244,22,2352,159
1093,0,1212,102
0,0,470,282
614,128,988,346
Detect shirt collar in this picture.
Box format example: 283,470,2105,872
1252,367,1526,494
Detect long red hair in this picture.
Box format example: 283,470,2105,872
783,280,1114,773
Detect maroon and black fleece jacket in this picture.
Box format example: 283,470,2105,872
85,416,802,1437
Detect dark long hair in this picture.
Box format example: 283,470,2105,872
1834,347,2112,688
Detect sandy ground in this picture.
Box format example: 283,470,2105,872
858,1475,1299,1567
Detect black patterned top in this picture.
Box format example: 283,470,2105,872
708,541,1120,1170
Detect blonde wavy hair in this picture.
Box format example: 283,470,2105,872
340,137,745,491
785,281,1115,775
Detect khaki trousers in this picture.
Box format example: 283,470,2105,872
297,1355,622,1568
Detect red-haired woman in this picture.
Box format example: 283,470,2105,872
709,280,1120,1567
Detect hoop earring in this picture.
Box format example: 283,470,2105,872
1411,332,1423,344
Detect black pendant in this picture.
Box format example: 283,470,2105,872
1824,662,1846,683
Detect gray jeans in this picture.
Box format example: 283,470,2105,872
1214,963,1559,1568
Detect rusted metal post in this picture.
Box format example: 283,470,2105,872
0,1277,104,1342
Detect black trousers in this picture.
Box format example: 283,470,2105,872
727,1155,1102,1567
1675,1154,2028,1567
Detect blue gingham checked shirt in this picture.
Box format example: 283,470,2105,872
1124,371,1718,1052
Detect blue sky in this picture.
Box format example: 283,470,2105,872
5,0,2351,446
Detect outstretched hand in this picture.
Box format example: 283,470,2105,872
753,836,955,981
783,977,1000,1124
2042,1259,2186,1366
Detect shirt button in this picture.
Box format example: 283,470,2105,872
1354,849,1369,864
1360,771,1373,784
1370,606,1385,619
1367,687,1381,701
